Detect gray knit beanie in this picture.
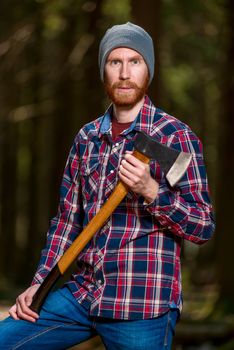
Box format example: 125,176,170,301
99,22,155,84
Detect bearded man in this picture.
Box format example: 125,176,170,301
0,23,215,350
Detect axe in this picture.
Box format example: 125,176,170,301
30,131,192,313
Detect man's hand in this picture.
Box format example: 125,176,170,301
119,151,159,203
9,284,40,322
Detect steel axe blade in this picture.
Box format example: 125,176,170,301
134,131,192,187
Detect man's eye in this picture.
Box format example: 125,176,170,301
131,59,140,65
111,60,120,66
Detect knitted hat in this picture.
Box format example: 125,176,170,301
99,22,155,84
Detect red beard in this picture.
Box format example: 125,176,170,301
104,77,149,107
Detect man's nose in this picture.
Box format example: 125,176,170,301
119,62,130,80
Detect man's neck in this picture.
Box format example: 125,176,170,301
113,96,145,123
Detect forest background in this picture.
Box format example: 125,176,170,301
0,0,234,349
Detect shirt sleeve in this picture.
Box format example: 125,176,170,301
32,136,83,285
145,130,215,244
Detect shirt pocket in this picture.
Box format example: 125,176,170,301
80,156,102,203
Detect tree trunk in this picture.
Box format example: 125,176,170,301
130,0,163,104
215,0,234,312
0,121,18,279
48,0,104,221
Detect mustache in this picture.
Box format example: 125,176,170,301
111,81,139,89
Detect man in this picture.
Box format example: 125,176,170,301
0,22,215,349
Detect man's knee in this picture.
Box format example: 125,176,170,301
0,317,20,348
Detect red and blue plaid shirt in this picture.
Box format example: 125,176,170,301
33,96,215,320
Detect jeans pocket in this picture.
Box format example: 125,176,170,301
163,309,178,348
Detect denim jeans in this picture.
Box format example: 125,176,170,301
0,286,178,349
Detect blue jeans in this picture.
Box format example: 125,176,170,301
0,287,178,349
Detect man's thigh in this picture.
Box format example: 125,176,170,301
97,309,178,350
0,287,96,350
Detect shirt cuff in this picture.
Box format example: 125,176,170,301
143,184,180,229
31,267,51,286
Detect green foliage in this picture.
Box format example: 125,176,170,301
162,64,195,113
102,0,131,22
160,0,226,135
219,340,234,350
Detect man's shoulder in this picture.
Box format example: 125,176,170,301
74,116,104,143
151,105,195,139
142,97,194,140
148,104,202,154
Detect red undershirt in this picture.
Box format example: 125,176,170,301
112,117,132,141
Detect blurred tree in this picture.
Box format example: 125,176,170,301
130,0,163,104
0,1,33,284
215,0,234,314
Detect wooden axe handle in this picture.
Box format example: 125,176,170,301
30,150,150,313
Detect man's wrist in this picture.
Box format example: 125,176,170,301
143,179,159,204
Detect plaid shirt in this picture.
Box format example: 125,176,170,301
33,96,215,320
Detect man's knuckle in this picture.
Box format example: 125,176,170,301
17,309,23,317
25,295,31,302
134,179,140,186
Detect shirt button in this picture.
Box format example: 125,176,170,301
110,170,114,174
98,279,103,285
115,143,119,147
167,226,172,230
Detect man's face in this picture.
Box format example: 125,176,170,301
104,47,149,107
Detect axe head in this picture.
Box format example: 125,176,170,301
134,131,192,187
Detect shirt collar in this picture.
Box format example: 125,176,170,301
98,95,157,138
